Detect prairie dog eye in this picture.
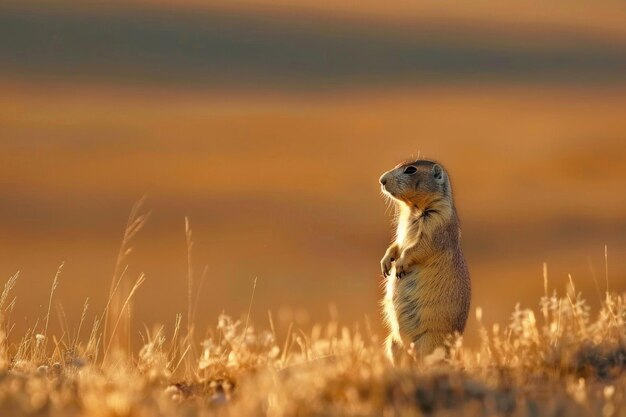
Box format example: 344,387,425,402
403,166,417,175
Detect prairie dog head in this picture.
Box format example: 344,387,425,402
379,159,451,210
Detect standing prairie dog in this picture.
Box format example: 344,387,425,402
379,159,470,364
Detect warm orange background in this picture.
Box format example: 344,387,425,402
1,1,625,347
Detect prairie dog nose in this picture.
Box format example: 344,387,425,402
379,175,388,186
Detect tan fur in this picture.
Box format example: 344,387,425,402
379,159,470,365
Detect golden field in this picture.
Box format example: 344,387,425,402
0,230,625,416
1,1,626,415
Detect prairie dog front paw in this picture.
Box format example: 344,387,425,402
380,245,399,277
394,256,415,279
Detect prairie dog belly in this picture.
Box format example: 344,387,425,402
383,266,423,345
385,262,465,346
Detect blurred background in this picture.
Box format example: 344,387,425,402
1,0,625,347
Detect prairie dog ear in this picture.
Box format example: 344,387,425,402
432,164,445,184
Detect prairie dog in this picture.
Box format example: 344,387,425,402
379,159,470,364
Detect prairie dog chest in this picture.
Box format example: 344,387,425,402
394,207,422,249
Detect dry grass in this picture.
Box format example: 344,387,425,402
0,209,625,417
